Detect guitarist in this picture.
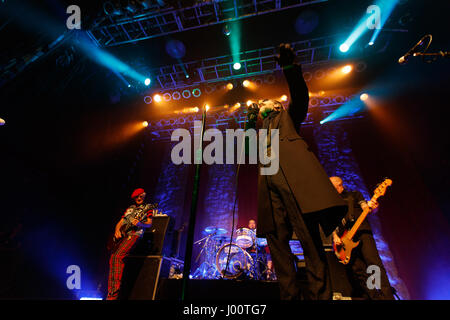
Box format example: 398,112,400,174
329,177,394,300
106,188,154,300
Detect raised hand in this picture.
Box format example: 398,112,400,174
275,43,296,68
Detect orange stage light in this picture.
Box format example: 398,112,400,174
153,94,162,102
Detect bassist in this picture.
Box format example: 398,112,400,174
106,188,154,300
329,177,394,300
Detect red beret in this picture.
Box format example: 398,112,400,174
131,188,145,199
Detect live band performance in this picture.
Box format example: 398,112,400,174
0,0,450,308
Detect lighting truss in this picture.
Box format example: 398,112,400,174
145,94,362,142
87,0,329,47
148,34,342,91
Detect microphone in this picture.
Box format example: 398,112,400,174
398,55,409,65
398,34,432,65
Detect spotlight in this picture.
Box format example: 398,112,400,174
154,94,162,102
368,41,374,46
205,104,210,111
339,43,349,53
280,95,288,102
127,84,131,88
235,102,241,108
223,24,231,36
242,80,250,87
360,93,369,101
233,62,241,70
226,83,234,90
142,121,149,127
342,65,353,74
193,107,199,113
0,118,5,126
246,100,253,107
144,78,151,86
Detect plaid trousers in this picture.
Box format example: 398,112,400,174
107,234,140,300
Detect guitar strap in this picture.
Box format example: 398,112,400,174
342,193,356,228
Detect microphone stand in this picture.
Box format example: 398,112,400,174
413,51,450,63
181,105,207,300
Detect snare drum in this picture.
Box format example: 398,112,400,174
234,228,255,249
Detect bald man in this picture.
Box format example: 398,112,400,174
329,177,394,300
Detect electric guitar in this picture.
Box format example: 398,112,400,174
333,179,392,264
107,203,158,252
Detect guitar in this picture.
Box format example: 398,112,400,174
333,179,392,264
107,203,158,252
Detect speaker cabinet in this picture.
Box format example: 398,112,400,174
131,215,173,256
121,255,172,300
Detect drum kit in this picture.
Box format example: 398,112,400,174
191,226,273,280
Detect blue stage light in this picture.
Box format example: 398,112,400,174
340,43,350,53
233,62,241,70
145,78,151,86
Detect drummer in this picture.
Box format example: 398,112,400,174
246,219,274,280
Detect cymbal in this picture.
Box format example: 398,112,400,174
204,226,227,235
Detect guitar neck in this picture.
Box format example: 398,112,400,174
346,195,380,240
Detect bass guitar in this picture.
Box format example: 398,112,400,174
107,203,158,252
333,179,392,264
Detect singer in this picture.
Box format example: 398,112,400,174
245,43,348,300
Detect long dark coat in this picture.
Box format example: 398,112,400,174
256,64,348,237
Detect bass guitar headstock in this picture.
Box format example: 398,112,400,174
373,178,393,199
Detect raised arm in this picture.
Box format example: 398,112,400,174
276,43,310,126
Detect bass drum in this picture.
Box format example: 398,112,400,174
215,243,253,279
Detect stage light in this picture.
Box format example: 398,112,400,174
0,118,5,126
127,84,131,88
233,62,241,70
142,121,149,128
242,80,250,87
193,107,199,113
144,78,151,86
342,65,353,74
360,93,369,101
205,104,210,111
339,43,349,53
223,24,231,36
235,102,241,108
80,297,103,300
280,95,288,101
226,83,234,90
368,41,374,46
246,100,253,107
154,94,162,102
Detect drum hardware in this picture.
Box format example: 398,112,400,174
191,227,229,279
192,226,272,280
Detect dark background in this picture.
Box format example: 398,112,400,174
0,0,449,299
